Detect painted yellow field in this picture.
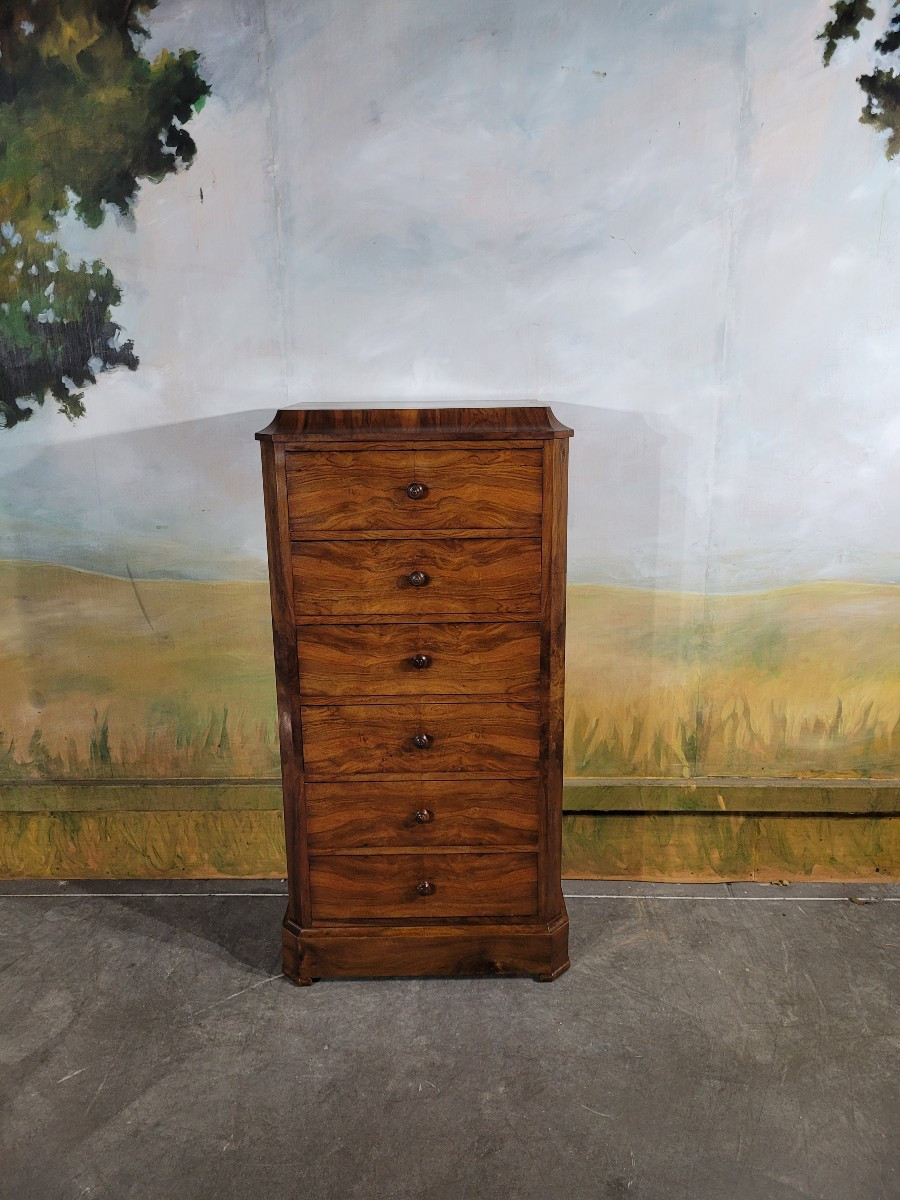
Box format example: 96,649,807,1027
565,582,900,778
1,561,898,781
0,560,279,779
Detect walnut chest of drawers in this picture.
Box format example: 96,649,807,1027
256,407,572,983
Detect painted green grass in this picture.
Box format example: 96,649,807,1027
1,561,898,782
564,696,900,778
0,704,280,781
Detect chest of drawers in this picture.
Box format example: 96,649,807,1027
256,407,572,983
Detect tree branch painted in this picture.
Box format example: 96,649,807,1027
0,1,209,429
820,0,900,157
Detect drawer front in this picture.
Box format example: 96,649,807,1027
309,851,538,919
293,538,541,617
306,780,540,850
298,621,541,697
286,449,542,532
301,701,541,778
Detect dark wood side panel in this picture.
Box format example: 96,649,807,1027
301,701,541,778
259,442,309,925
293,537,541,617
308,852,538,919
286,449,542,532
539,437,569,922
297,621,541,697
306,779,540,849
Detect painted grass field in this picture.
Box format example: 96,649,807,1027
0,560,280,780
565,583,900,778
1,560,898,782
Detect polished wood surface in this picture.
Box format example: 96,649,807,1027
297,621,541,697
257,405,574,442
540,436,570,921
286,449,542,532
282,915,570,983
308,851,538,919
259,441,308,924
306,780,540,849
300,701,541,778
257,406,572,982
293,537,541,618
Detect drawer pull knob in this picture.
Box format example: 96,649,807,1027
411,653,431,670
416,880,435,896
414,808,434,824
408,570,429,588
406,482,428,500
412,732,433,749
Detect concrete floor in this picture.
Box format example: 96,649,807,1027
0,880,897,1200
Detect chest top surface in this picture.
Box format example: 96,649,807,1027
255,405,573,442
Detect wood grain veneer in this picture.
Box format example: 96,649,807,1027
300,701,541,778
305,780,540,850
297,621,541,697
308,851,538,919
286,448,542,532
257,406,572,983
292,537,542,618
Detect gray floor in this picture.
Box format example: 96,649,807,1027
0,880,897,1200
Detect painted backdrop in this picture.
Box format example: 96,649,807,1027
1,0,898,878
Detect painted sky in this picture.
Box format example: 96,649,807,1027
1,0,899,589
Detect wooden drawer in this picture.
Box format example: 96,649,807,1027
297,621,541,697
308,851,538,919
306,780,540,850
300,701,541,778
293,537,541,617
286,448,542,532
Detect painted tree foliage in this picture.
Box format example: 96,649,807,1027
820,0,900,156
0,1,209,429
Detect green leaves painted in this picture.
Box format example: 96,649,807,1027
818,1,876,67
0,1,209,427
819,0,900,159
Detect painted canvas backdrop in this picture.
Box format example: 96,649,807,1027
1,0,898,876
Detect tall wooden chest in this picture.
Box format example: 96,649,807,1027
256,407,572,983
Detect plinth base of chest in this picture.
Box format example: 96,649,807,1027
281,911,570,985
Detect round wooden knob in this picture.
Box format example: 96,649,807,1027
416,880,435,896
411,653,431,669
408,570,429,588
406,482,428,500
414,808,434,824
411,733,432,749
